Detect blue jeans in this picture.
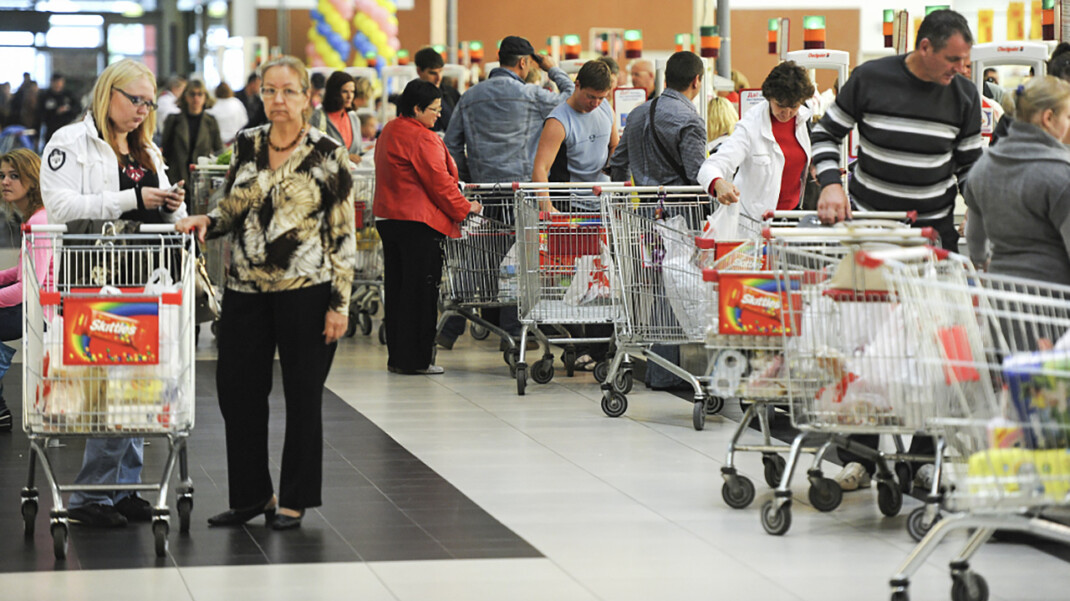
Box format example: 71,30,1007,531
0,302,21,413
69,438,144,507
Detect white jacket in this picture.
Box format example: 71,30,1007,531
41,113,187,224
208,97,249,145
697,100,812,226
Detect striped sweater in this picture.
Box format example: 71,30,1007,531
811,54,983,220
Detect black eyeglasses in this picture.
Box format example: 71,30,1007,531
113,87,158,111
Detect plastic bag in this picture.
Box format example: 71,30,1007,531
705,202,740,241
498,242,518,302
143,268,180,372
563,243,613,305
656,215,705,339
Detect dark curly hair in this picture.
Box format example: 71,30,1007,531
760,61,815,108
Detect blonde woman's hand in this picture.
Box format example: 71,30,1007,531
175,215,210,243
324,309,347,344
143,182,185,212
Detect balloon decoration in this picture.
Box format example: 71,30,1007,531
306,0,400,73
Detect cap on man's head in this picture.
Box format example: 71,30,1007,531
499,36,535,59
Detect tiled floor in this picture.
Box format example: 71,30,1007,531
2,327,1069,600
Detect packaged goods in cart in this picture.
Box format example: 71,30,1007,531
563,244,613,305
64,296,161,365
717,273,801,336
1003,350,1070,448
965,447,1070,500
498,243,518,302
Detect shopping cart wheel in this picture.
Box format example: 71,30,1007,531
153,519,169,557
705,395,724,416
345,314,359,338
531,359,555,384
906,506,940,542
51,521,68,559
762,454,787,488
807,477,843,512
516,364,527,396
503,348,518,370
563,349,577,377
593,360,609,384
890,590,910,601
378,323,387,345
759,499,792,536
692,400,706,431
601,391,627,417
877,480,904,517
721,475,756,509
950,571,988,601
21,497,38,537
469,323,490,340
358,312,373,336
211,319,220,338
177,496,193,534
611,369,633,394
894,461,913,494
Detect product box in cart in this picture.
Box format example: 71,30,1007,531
1002,350,1070,448
716,272,801,336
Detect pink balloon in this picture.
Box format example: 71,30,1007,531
331,0,353,20
384,22,397,36
389,37,400,51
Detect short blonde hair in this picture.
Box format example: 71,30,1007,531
707,96,738,142
258,55,313,121
1016,75,1070,124
352,76,373,101
90,59,158,170
730,69,750,92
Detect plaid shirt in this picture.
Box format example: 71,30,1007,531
609,88,706,186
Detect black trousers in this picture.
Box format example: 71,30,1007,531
216,283,336,510
378,219,444,371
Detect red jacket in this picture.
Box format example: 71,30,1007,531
373,116,470,237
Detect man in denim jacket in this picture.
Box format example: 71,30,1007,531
439,36,574,350
445,35,574,189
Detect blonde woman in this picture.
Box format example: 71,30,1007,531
706,96,739,153
177,56,356,531
40,58,186,528
966,76,1070,284
0,149,51,433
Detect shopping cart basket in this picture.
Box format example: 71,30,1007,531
757,223,940,536
875,251,1070,601
20,223,196,559
347,166,383,338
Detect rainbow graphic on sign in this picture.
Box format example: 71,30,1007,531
64,298,160,365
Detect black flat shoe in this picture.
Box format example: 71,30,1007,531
269,511,304,530
207,497,276,526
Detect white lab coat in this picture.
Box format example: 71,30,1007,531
40,112,187,224
697,100,812,227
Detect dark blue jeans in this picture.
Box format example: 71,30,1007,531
0,302,21,412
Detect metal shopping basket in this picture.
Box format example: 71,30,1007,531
437,183,521,359
757,223,940,536
20,223,196,559
512,183,624,396
347,166,383,339
874,252,1070,601
698,211,920,508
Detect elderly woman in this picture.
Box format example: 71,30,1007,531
309,71,363,165
0,149,51,433
161,79,223,192
698,61,815,237
374,79,481,375
177,56,355,531
41,58,187,527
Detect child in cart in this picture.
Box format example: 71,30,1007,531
0,149,51,432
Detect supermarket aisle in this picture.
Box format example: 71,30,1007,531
2,329,1070,601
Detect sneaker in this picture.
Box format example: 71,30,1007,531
833,462,872,492
416,365,445,375
573,354,597,372
914,464,936,492
68,503,128,528
0,407,11,433
115,494,154,522
435,334,456,350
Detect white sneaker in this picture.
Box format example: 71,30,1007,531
834,462,872,492
417,365,445,375
914,464,935,492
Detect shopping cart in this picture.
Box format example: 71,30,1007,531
598,185,722,428
875,252,1070,601
700,211,919,507
347,166,383,339
188,163,229,337
437,182,522,362
512,183,624,396
757,223,941,536
19,223,196,559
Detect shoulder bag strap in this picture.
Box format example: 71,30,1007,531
647,97,690,183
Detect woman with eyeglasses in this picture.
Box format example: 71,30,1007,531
39,58,188,529
161,79,223,197
176,56,356,531
374,79,481,375
309,71,363,165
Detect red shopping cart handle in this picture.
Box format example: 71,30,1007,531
695,237,717,249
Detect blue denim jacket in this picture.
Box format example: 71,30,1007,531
445,67,574,184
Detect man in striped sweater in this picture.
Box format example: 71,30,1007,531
813,9,982,251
